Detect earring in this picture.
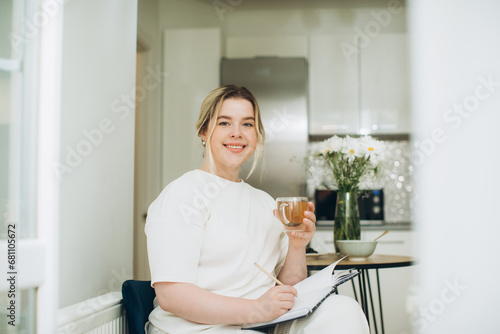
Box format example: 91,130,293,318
202,141,206,146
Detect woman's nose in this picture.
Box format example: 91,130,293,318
230,127,242,138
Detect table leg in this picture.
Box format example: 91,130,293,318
360,270,369,325
376,269,385,334
358,269,366,313
366,270,379,334
351,269,359,302
356,270,363,310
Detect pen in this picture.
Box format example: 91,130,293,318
254,262,284,286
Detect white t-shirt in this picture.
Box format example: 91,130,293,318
145,169,289,333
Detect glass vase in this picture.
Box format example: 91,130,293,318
334,191,361,253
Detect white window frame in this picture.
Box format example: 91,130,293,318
0,0,63,332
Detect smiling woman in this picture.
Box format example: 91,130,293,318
196,85,265,181
144,85,368,334
200,98,257,179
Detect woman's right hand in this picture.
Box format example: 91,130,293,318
249,285,298,323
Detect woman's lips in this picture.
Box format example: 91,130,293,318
224,144,246,153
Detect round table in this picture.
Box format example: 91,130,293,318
306,253,415,334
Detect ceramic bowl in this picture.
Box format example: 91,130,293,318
336,240,378,260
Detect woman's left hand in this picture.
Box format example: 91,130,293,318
287,202,316,250
274,202,316,285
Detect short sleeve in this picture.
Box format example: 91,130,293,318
145,176,209,286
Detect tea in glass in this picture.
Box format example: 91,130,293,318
276,197,308,231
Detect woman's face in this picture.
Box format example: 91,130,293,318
202,98,258,175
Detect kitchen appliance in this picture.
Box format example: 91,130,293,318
221,57,308,198
315,189,385,226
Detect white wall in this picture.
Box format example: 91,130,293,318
410,0,500,332
58,0,137,308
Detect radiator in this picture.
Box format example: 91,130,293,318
57,292,128,334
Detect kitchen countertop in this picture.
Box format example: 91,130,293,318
316,222,413,231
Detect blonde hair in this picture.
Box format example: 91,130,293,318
196,85,265,178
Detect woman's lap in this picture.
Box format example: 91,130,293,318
269,294,369,334
146,295,368,334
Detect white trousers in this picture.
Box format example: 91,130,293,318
270,295,369,334
146,295,369,334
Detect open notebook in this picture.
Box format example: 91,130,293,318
242,257,359,330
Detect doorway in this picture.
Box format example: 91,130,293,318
133,38,162,280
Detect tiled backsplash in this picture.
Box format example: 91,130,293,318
306,140,413,223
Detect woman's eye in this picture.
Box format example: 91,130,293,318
218,121,229,126
243,123,254,127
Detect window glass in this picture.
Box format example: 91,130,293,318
0,288,36,333
0,0,14,58
0,0,15,239
1,0,39,330
0,0,36,240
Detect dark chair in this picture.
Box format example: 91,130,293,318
122,280,156,334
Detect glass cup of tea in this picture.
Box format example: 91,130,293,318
276,197,308,232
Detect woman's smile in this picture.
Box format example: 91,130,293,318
224,143,247,153
200,98,258,181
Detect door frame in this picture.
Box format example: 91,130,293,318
133,32,162,280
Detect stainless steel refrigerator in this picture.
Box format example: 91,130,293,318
221,57,308,199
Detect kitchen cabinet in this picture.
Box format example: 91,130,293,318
309,35,359,134
360,34,410,134
225,35,307,58
162,28,221,184
309,33,410,135
310,228,416,334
